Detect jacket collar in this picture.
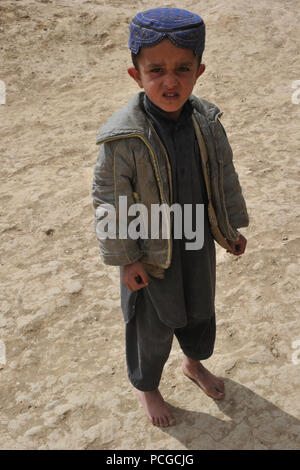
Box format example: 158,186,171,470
96,91,221,144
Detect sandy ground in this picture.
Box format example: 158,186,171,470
0,0,300,450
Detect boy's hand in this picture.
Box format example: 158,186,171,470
226,233,247,256
122,260,149,291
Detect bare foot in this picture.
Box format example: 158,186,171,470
136,389,176,427
182,357,225,400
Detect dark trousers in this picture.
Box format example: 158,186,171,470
125,287,216,391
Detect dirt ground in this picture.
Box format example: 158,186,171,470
0,0,299,449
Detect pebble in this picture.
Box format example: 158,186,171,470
0,301,10,314
17,309,48,333
247,349,273,364
45,399,61,410
103,40,114,50
83,423,101,444
40,227,55,236
224,360,237,372
56,296,70,308
64,279,83,294
286,263,299,276
252,261,263,270
271,347,280,358
16,11,30,19
24,425,44,437
19,349,39,367
53,404,72,418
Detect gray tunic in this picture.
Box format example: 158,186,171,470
120,95,216,328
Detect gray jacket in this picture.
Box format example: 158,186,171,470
92,92,249,273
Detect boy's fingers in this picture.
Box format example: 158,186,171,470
128,279,145,291
134,275,144,288
138,270,149,286
226,235,246,255
126,272,148,291
122,262,149,290
134,273,148,288
235,243,246,255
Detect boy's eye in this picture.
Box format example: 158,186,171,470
148,66,191,73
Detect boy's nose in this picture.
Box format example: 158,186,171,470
163,73,179,88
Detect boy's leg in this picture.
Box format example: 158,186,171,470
175,315,225,400
125,288,176,426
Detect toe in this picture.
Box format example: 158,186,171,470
168,416,176,426
151,416,158,426
159,415,168,427
214,389,225,400
163,416,170,427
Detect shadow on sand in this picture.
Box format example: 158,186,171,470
162,378,300,449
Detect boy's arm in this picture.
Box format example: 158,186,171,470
91,140,143,267
216,118,249,232
215,118,249,255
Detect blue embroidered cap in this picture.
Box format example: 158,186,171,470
129,7,205,57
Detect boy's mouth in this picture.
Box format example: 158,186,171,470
162,92,179,99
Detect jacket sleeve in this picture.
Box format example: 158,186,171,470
216,119,249,231
91,139,143,266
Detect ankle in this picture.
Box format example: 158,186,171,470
135,387,159,394
183,355,200,367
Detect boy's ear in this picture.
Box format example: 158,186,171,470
196,63,205,79
128,67,143,88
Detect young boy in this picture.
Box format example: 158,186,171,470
92,7,248,428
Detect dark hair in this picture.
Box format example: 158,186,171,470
131,52,140,70
131,51,203,70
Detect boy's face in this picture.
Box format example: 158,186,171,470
128,38,205,120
